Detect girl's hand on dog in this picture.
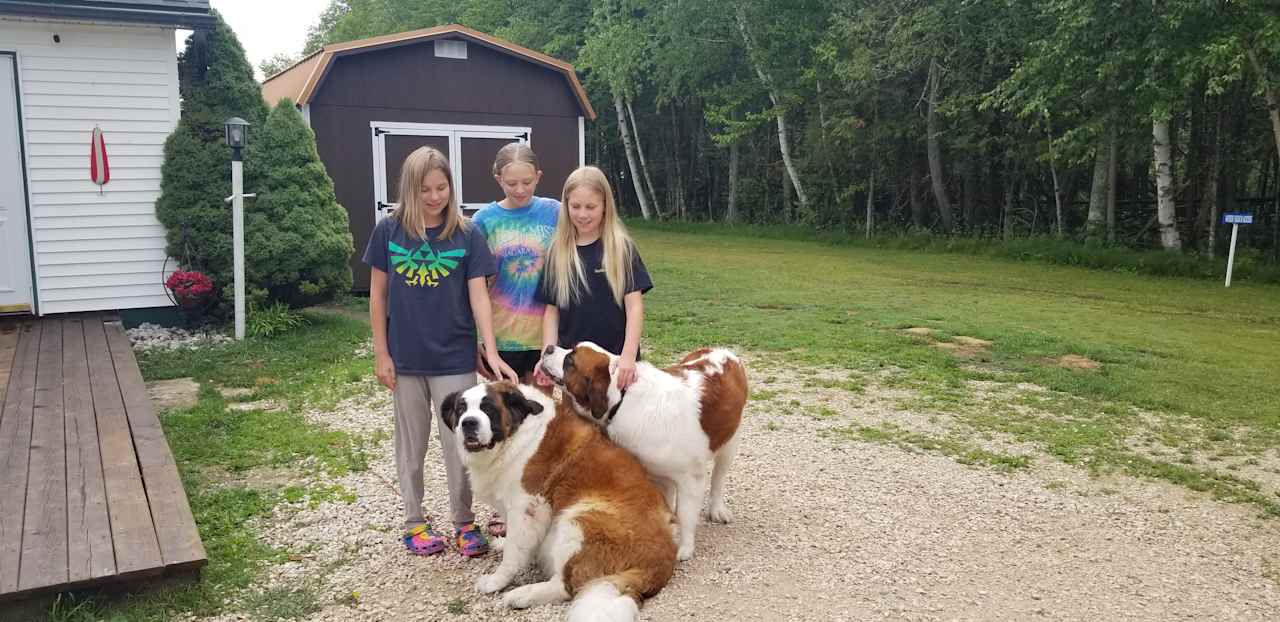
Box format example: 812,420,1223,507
375,352,397,390
614,356,637,390
487,351,519,383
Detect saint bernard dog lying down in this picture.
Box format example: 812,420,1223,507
539,342,748,561
441,381,676,621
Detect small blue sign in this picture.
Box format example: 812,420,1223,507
1222,212,1254,225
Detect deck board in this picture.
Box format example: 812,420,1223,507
63,316,115,582
18,319,68,591
0,321,41,595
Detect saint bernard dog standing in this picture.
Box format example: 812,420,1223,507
441,381,676,621
539,342,748,561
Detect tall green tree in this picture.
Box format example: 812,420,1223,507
245,99,354,307
155,10,269,300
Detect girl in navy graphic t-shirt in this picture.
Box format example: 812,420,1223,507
363,146,516,559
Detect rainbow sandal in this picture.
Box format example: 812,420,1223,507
455,523,489,558
403,523,447,556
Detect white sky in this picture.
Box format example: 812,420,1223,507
175,0,330,80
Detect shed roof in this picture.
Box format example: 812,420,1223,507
262,24,595,120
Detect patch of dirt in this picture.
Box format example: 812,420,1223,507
1048,354,1102,370
146,377,200,411
903,328,995,359
186,359,1280,622
219,387,253,400
952,336,993,348
228,400,285,413
202,465,307,490
933,340,992,359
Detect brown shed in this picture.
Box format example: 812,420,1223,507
262,25,596,290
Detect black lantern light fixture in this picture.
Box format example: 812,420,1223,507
224,117,249,160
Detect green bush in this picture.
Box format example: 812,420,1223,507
155,10,268,309
247,302,310,338
243,99,353,307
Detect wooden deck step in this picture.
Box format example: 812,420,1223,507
0,314,206,602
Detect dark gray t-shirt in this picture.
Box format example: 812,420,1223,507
535,239,652,356
362,217,496,376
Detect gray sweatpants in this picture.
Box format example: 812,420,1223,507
393,373,480,530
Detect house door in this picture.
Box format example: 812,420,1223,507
371,122,529,221
0,53,33,314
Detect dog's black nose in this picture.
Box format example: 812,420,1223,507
460,418,478,432
542,345,556,357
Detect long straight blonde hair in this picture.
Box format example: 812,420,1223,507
393,146,467,241
545,166,634,307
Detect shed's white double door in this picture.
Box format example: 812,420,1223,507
370,121,530,221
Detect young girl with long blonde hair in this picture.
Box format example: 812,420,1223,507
534,166,653,389
363,146,516,558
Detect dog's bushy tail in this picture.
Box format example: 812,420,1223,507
567,577,641,622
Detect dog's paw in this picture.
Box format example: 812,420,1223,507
502,584,541,609
676,542,695,561
475,573,509,594
707,504,733,524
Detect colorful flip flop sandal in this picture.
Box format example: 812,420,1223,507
403,523,447,556
455,523,489,558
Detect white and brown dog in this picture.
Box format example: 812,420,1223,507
539,342,748,561
441,381,676,621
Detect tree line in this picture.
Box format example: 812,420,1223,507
269,0,1280,260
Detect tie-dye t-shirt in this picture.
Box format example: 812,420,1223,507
472,197,560,351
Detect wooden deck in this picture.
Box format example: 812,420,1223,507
0,313,206,601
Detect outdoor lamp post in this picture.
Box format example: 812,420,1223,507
224,117,253,340
225,116,248,154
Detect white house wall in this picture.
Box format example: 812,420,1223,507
0,19,177,314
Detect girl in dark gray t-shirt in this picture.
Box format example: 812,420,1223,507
363,146,516,559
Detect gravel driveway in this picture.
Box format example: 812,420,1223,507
195,363,1280,622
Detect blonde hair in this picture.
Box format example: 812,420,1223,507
394,146,467,241
545,166,634,307
492,142,539,177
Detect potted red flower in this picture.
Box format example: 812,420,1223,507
165,270,216,324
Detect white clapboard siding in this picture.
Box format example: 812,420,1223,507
1,19,179,314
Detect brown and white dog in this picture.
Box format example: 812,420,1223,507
539,342,748,561
441,381,676,621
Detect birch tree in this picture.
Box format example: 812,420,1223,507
735,3,809,218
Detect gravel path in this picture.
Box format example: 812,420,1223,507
196,365,1280,622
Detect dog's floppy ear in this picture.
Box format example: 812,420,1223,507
440,391,462,431
585,365,611,418
500,387,543,425
563,353,611,419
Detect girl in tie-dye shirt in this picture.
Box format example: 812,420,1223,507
472,143,559,389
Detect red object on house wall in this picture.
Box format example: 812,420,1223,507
90,125,110,187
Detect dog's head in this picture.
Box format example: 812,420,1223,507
441,381,546,453
538,342,621,423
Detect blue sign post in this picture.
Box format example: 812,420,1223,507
1221,212,1253,288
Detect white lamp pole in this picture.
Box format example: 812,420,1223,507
224,118,253,340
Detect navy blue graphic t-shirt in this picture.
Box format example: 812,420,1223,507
363,217,496,376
